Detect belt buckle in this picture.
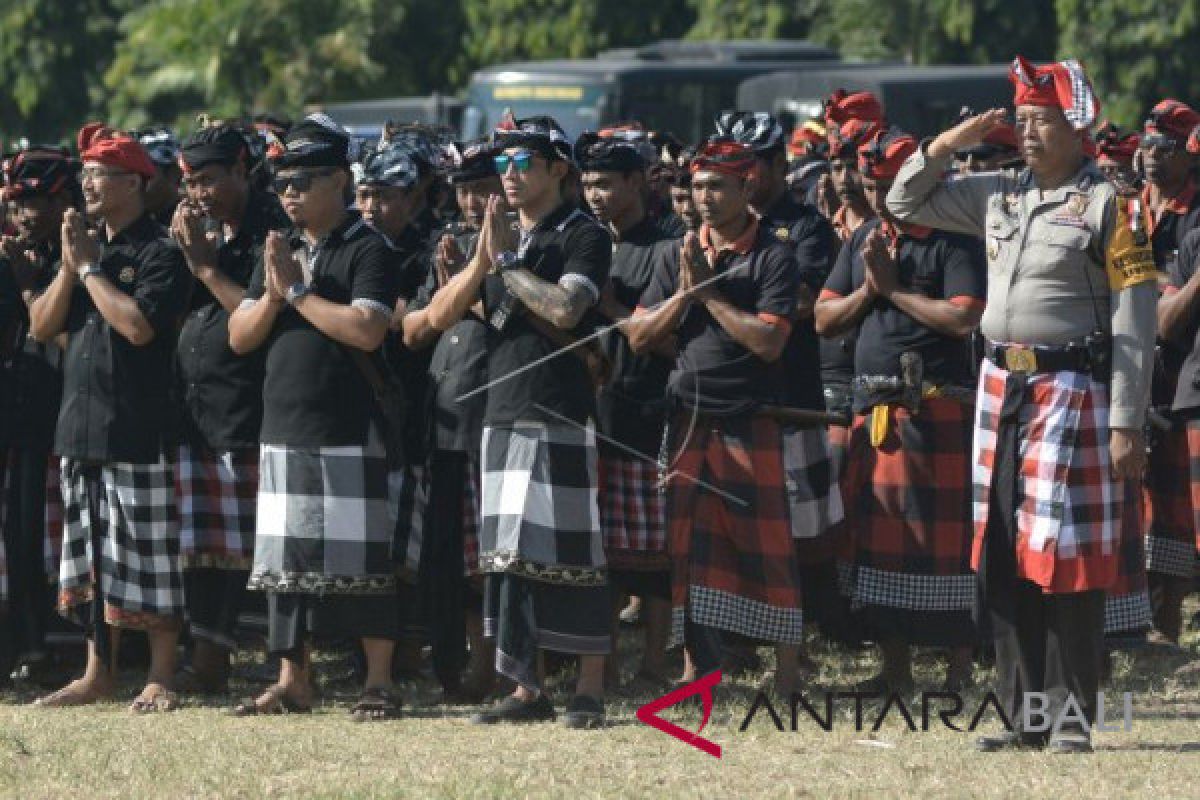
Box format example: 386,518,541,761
1003,346,1037,373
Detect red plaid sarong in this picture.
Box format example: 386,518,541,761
44,456,64,578
836,397,975,618
665,413,803,646
1144,425,1196,578
598,455,667,571
1105,478,1152,635
972,358,1120,593
174,445,258,570
1185,422,1200,571
827,423,852,483
463,458,481,576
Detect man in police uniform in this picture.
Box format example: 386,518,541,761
887,56,1157,753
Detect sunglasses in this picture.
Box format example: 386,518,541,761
272,168,335,194
493,150,535,174
1139,133,1178,154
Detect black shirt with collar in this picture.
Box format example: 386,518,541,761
1147,180,1200,272
410,230,489,455
1,243,64,450
56,213,191,463
823,225,986,412
481,202,612,426
596,215,674,455
245,211,398,447
819,218,880,392
758,191,835,412
1167,228,1200,414
176,190,288,450
640,222,799,416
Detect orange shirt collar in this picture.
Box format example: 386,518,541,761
699,215,759,257
880,218,932,242
1142,177,1197,232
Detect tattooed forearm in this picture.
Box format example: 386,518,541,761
501,268,591,330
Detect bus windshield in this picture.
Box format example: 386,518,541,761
462,80,610,142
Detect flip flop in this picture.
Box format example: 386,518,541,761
228,685,312,716
130,686,180,714
350,687,402,722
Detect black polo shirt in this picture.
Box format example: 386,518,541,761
759,191,835,412
819,218,880,390
410,230,489,455
176,190,288,450
596,216,674,455
56,214,191,463
822,223,985,412
1,244,64,450
639,219,799,416
481,203,611,426
1145,180,1200,273
1167,228,1200,414
245,212,398,447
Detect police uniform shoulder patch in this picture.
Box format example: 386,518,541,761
118,266,136,284
1105,203,1156,291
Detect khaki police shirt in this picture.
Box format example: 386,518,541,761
886,145,1157,430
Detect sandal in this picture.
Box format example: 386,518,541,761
130,685,180,714
350,687,402,722
228,685,312,717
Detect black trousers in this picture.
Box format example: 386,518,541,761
976,372,1105,738
185,568,250,651
266,591,400,661
422,450,471,691
1,447,52,659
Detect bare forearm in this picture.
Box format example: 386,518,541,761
291,294,389,351
814,285,874,337
702,293,788,362
502,269,589,330
402,308,441,350
426,256,488,331
1158,282,1200,344
625,292,688,353
228,296,283,354
195,266,249,314
84,275,156,346
886,291,980,338
29,270,73,341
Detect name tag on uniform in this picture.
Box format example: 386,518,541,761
1047,212,1088,229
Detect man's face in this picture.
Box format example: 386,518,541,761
670,185,700,231
691,170,749,229
746,151,785,208
455,176,503,230
860,175,893,219
830,157,863,202
10,193,67,243
581,170,639,226
356,183,416,239
274,167,346,230
81,161,141,219
497,147,560,210
1140,137,1192,188
144,163,181,213
1015,105,1082,180
182,163,246,222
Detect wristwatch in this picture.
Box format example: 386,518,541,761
77,262,102,281
285,281,310,304
494,250,521,273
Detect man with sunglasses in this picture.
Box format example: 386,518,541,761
169,123,288,693
0,146,78,685
576,126,676,689
419,114,613,728
625,138,806,699
888,56,1157,754
816,126,985,693
28,125,191,712
227,114,402,721
400,137,501,703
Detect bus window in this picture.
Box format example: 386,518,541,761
619,80,731,142
463,81,610,141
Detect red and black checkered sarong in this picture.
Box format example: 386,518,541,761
665,413,803,646
174,445,258,570
1144,425,1196,579
599,455,667,571
836,397,976,638
44,456,64,578
461,458,481,576
1183,421,1200,575
1105,478,1152,636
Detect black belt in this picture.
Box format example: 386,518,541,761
986,341,1092,375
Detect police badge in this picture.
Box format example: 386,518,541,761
118,266,136,284
1066,194,1089,217
775,226,790,242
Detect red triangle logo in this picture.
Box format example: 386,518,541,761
635,670,723,758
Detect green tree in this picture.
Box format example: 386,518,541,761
685,0,808,40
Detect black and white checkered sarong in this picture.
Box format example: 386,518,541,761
58,456,183,628
247,431,397,595
782,426,843,539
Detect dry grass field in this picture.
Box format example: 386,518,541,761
2,597,1198,799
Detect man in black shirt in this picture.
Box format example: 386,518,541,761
170,123,287,691
420,115,612,728
668,147,702,233
815,127,985,692
227,114,401,720
401,138,501,702
626,138,804,698
0,147,76,683
577,126,676,687
29,126,191,711
136,127,183,228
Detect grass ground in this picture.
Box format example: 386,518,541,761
1,597,1199,799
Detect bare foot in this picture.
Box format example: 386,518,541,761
33,678,114,708
130,682,180,714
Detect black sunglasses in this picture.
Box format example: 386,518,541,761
272,168,335,194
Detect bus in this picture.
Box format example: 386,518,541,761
461,39,843,143
310,93,464,144
736,64,1013,139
